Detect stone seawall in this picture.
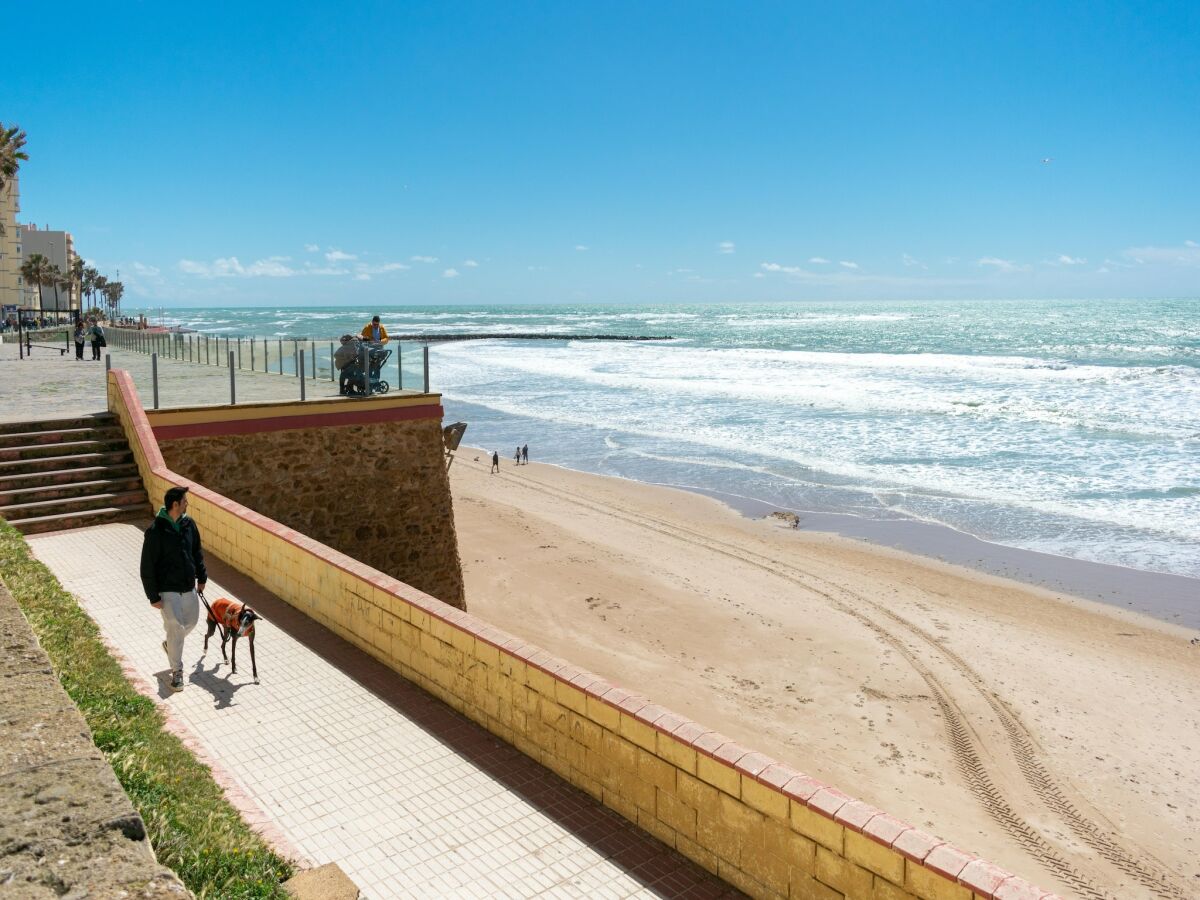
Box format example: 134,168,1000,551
0,581,190,898
158,414,465,609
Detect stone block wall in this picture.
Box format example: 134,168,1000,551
158,417,464,609
0,580,190,898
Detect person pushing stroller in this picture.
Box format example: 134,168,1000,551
334,334,362,395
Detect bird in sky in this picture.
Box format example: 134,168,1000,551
1041,157,1054,164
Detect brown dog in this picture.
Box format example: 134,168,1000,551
202,595,260,682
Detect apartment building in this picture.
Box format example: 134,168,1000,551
22,223,79,315
0,172,27,316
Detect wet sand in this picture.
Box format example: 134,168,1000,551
452,447,1200,899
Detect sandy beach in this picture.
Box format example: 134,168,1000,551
451,447,1200,899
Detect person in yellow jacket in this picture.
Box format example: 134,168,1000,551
361,315,389,344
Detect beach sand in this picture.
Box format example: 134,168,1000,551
451,447,1199,899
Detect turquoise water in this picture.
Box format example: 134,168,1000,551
162,299,1200,579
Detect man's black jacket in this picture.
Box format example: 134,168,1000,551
140,513,207,604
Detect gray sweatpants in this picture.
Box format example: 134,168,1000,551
159,590,199,672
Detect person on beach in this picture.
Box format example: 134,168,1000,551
491,450,500,474
522,443,528,464
140,486,207,693
361,315,389,344
73,322,86,360
88,318,105,360
515,446,522,465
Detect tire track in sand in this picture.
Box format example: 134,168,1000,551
484,470,1187,899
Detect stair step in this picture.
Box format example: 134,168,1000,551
6,506,149,536
0,464,140,491
0,490,148,519
0,439,132,463
0,426,125,449
0,478,145,506
0,414,115,436
0,450,136,475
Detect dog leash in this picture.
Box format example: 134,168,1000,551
197,590,228,643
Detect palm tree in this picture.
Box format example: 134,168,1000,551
82,266,99,310
105,281,124,318
44,263,65,320
93,274,108,315
70,257,85,315
19,253,51,315
56,272,74,322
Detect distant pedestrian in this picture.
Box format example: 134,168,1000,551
88,319,105,360
140,486,207,693
515,446,521,465
522,444,528,464
73,323,86,361
491,450,500,474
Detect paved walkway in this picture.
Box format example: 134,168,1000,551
0,335,414,423
28,523,734,899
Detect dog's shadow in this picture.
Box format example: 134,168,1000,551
189,654,257,709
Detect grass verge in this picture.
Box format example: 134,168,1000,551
0,519,295,898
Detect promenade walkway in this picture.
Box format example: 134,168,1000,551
0,337,350,423
28,523,734,899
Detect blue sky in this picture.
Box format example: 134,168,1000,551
5,1,1199,306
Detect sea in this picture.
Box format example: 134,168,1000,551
162,299,1200,585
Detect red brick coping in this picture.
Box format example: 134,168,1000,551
150,402,444,441
107,369,1057,900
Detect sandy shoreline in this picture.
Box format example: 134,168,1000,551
451,445,1199,899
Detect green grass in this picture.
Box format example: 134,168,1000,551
0,519,295,898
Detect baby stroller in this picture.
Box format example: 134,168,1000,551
341,343,392,395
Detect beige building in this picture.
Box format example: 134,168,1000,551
22,223,78,316
0,172,26,317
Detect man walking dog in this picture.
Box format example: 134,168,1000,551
140,485,207,692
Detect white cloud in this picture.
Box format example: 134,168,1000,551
362,262,409,274
443,268,459,278
463,259,479,267
411,255,438,263
902,253,926,269
808,257,830,264
977,256,1029,273
1122,242,1200,266
761,262,806,275
304,243,320,253
575,245,589,251
325,249,357,262
752,272,765,278
131,261,161,277
178,256,298,278
354,273,370,281
717,241,735,254
839,260,859,270
1053,254,1086,266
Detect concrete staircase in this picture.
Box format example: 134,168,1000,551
0,415,150,535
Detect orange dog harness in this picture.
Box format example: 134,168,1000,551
209,597,253,635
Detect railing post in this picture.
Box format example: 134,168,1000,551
329,343,334,381
251,337,256,371
423,344,430,393
105,353,111,374
292,340,298,378
228,350,236,404
278,339,283,374
361,344,370,397
299,349,306,401
152,353,160,409
237,337,242,369
397,344,403,390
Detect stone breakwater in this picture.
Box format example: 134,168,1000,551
388,333,673,342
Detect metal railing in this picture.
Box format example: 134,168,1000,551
104,328,431,409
